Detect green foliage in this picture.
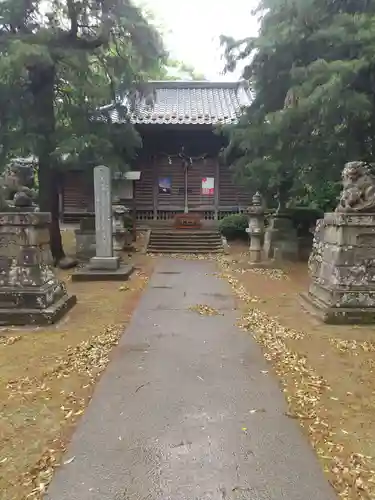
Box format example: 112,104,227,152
0,0,167,173
119,212,133,231
221,0,375,211
286,207,324,236
160,59,206,80
0,50,34,167
0,0,168,261
219,214,248,241
0,1,203,172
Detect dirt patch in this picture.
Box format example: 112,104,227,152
0,231,155,500
218,244,375,500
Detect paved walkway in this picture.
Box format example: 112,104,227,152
46,259,336,500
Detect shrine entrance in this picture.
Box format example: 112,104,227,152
184,164,215,214
157,153,217,223
171,162,216,229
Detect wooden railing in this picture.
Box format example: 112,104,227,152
135,208,246,222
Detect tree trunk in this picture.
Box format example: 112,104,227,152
28,63,66,265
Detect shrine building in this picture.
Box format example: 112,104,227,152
60,80,253,226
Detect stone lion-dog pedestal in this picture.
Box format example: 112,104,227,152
301,161,375,324
0,212,77,326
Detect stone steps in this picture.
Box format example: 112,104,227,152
149,237,222,244
150,230,221,235
149,241,223,248
148,249,222,254
147,230,223,254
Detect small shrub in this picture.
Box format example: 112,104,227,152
219,213,248,241
123,214,134,231
288,207,324,236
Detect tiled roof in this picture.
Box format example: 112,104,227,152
101,80,252,126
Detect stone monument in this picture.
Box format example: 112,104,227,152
301,161,375,324
246,192,265,263
0,164,76,326
72,165,133,282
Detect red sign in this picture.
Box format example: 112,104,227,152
202,177,214,195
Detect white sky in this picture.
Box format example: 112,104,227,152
138,0,260,80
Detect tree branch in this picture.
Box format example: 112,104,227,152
62,0,113,50
96,53,116,101
67,0,78,38
0,0,113,50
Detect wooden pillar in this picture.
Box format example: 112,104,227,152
214,158,220,220
184,165,188,213
152,154,158,220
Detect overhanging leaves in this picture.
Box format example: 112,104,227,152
221,0,375,210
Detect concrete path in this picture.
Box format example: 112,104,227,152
46,259,336,500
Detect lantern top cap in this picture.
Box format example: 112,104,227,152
252,191,263,206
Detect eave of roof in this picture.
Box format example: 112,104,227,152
101,79,252,126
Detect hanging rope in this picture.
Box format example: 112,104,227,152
157,145,209,167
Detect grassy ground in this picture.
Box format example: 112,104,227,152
0,231,153,500
218,243,375,500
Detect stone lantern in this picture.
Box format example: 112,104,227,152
246,192,265,263
112,199,131,253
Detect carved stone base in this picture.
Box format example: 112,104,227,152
0,212,77,326
0,281,67,309
72,264,134,282
304,212,375,324
89,256,119,271
0,294,77,326
300,291,375,325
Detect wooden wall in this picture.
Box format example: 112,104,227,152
61,126,252,221
187,158,216,210
62,171,94,214
134,157,153,210
157,155,185,210
132,155,251,221
219,164,251,210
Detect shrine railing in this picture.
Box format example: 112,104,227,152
135,210,154,221
62,207,247,224
135,208,246,222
